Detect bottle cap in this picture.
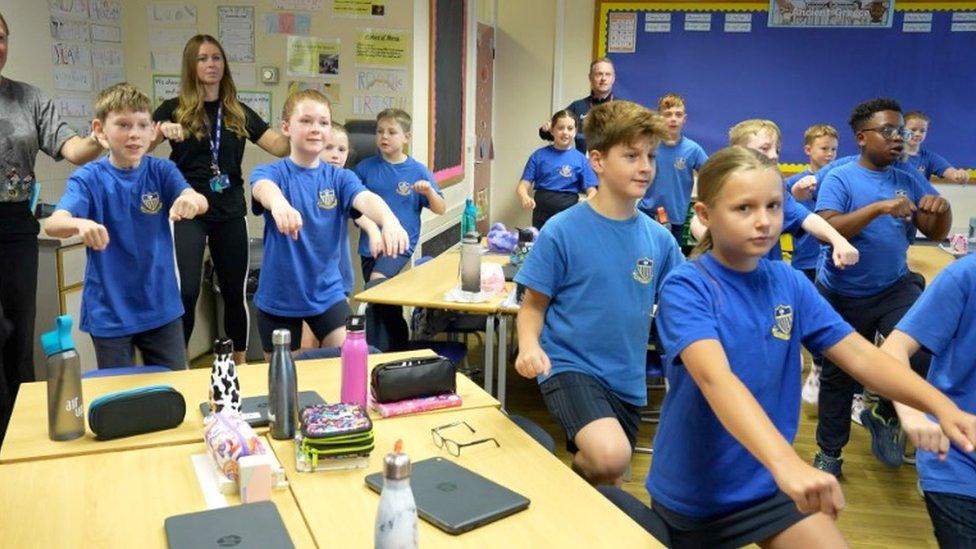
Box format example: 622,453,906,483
40,315,76,357
346,315,365,332
272,329,291,346
213,338,233,355
383,440,411,480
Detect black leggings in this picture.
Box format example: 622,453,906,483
0,235,38,444
174,217,249,352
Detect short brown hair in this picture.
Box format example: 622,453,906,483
282,89,330,121
94,83,151,121
658,93,685,112
905,110,929,123
589,57,614,74
728,119,781,148
0,12,9,36
376,108,412,133
583,100,667,154
803,124,839,146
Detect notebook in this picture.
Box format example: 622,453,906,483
198,391,326,427
164,501,294,549
364,457,530,535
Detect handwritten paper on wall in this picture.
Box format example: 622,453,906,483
147,4,198,73
218,6,255,63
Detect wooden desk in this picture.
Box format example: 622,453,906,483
355,250,517,406
0,441,315,548
1,350,498,464
907,244,954,285
267,406,657,547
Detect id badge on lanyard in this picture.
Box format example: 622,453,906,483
209,103,230,193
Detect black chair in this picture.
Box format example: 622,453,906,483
343,119,379,169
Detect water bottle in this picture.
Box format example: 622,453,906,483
460,231,482,293
341,315,369,409
461,198,477,238
268,329,298,440
40,315,84,441
375,441,418,549
209,338,241,413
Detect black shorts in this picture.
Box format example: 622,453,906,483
652,490,808,548
256,300,351,352
361,253,411,280
533,189,580,229
539,371,641,454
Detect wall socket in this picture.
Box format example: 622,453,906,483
260,66,279,84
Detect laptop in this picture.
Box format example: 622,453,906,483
164,501,294,549
364,457,530,535
198,391,326,428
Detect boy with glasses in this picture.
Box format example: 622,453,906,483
813,98,951,475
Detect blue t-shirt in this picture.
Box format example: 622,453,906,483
55,156,188,338
904,149,952,180
637,136,707,224
354,155,442,257
816,161,939,297
514,203,683,405
520,145,597,194
896,254,976,500
783,170,820,271
765,189,811,262
649,254,853,517
250,159,366,316
817,154,928,187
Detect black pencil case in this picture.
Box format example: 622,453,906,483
370,355,456,403
87,385,186,440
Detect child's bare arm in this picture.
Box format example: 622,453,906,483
514,288,551,379
45,210,110,250
353,215,384,258
253,179,302,239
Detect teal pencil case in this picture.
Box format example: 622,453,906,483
87,384,186,440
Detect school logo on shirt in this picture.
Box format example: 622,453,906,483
916,165,926,175
895,189,908,198
317,188,337,210
674,157,687,170
140,192,162,214
559,165,573,178
396,181,412,196
771,304,793,341
632,257,654,285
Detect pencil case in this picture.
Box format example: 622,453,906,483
87,384,185,440
370,355,456,403
300,403,373,439
203,410,266,481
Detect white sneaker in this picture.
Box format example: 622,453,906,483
851,393,866,425
802,364,821,405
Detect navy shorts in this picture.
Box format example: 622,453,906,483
539,371,640,454
361,253,411,280
256,300,351,352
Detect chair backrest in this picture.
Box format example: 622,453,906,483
293,345,382,361
81,365,174,378
344,119,379,169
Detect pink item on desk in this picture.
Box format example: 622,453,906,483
369,393,463,418
480,263,506,294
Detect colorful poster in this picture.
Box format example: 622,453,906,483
264,12,311,35
355,29,409,67
607,12,637,52
152,74,181,106
287,81,341,104
238,91,272,123
334,0,386,18
287,36,341,78
218,6,255,63
768,0,895,28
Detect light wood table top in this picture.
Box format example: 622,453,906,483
1,350,498,464
267,406,658,547
907,243,955,285
0,440,315,548
354,250,514,313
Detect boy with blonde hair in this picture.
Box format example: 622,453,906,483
515,100,683,486
637,93,708,243
904,111,970,184
47,83,208,369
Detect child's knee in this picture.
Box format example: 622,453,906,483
576,437,632,480
369,271,388,281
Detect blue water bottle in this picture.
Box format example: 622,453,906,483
40,315,85,441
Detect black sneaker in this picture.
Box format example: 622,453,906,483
813,451,843,477
860,407,905,467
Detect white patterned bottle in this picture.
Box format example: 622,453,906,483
375,442,418,549
209,338,241,413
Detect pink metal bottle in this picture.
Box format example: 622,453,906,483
341,315,369,408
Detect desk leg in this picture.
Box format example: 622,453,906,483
497,314,508,409
484,314,495,396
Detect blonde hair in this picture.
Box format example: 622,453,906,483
173,35,249,140
728,119,781,149
803,124,839,146
905,110,929,124
658,93,685,112
0,12,8,36
691,146,781,257
94,82,151,121
376,108,411,133
281,89,331,121
582,100,667,154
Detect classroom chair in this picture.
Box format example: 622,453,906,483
507,414,556,455
293,345,382,361
81,365,174,378
344,119,379,169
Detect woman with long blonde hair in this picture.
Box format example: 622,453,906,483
152,34,289,364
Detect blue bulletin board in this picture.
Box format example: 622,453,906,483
596,2,976,171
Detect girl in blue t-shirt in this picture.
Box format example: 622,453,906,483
602,146,976,548
517,110,598,229
249,90,408,356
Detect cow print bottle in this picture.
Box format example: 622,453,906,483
209,338,241,413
